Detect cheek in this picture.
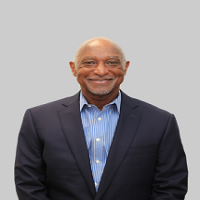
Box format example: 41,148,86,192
111,68,124,75
76,75,84,85
113,70,124,79
116,76,124,85
113,71,125,84
76,70,91,84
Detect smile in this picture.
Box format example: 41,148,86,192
88,79,114,84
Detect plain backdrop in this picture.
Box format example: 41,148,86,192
0,1,199,199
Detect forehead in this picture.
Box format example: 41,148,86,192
79,40,122,60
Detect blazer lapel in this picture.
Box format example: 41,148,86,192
58,92,96,197
95,92,142,200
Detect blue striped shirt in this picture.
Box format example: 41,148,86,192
80,91,121,191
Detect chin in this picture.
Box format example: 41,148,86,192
85,82,117,96
87,87,114,96
90,90,111,95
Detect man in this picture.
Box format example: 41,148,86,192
15,37,188,200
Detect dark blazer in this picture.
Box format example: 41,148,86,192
15,91,188,200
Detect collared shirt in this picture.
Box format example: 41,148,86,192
80,91,121,191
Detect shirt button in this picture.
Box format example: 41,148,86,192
96,160,100,164
95,182,98,187
98,117,101,121
96,138,100,142
88,105,91,107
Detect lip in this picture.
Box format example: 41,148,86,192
88,79,113,84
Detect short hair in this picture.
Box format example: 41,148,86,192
74,37,127,69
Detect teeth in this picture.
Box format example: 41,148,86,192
92,80,108,82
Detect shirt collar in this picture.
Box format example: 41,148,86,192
80,90,121,113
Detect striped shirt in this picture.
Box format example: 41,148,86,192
80,91,121,191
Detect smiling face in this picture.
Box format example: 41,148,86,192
70,39,129,101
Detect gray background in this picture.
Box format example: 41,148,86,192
0,1,199,199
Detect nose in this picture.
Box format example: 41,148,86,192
93,62,108,76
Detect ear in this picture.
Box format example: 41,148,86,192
69,61,77,77
123,61,130,76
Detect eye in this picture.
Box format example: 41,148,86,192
82,60,96,65
106,60,120,66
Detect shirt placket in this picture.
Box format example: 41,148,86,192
91,110,107,190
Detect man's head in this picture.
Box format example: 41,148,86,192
69,37,130,99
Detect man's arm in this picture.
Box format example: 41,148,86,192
15,109,51,200
150,114,188,200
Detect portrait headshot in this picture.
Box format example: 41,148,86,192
14,36,188,200
1,1,199,200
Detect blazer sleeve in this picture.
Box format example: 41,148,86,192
15,109,51,200
150,114,188,200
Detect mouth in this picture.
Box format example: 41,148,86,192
87,78,114,84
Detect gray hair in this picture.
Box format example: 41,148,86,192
73,37,127,69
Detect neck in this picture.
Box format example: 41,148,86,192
81,88,120,111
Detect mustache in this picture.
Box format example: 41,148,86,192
87,76,115,80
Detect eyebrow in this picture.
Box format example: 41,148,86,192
82,56,120,60
107,56,120,59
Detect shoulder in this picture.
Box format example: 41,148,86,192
27,92,80,115
121,91,171,119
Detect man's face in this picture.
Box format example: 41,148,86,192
70,40,129,98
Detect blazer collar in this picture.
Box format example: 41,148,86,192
61,91,80,107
